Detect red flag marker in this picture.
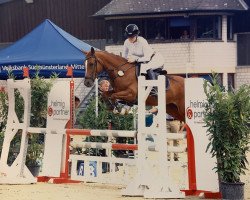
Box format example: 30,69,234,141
23,67,29,78
66,66,73,77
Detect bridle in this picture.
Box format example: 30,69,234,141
84,53,134,82
84,55,98,82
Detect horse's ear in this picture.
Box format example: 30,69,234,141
82,49,88,55
91,47,95,55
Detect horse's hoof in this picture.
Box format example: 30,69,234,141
113,108,119,114
124,106,131,114
120,108,126,115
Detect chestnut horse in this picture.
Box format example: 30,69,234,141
83,47,185,122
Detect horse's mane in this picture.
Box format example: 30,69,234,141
96,50,127,62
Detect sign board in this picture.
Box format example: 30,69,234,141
185,78,219,192
46,80,71,130
42,80,71,177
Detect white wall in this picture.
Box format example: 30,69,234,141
236,67,250,89
106,41,236,75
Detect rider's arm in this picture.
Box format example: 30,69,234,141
136,37,154,63
122,40,129,59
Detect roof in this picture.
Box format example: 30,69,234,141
0,0,13,4
0,19,92,79
0,0,34,4
94,0,249,17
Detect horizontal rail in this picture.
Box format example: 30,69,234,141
70,155,136,165
71,142,186,153
67,129,137,138
71,142,138,150
167,132,186,140
27,127,47,134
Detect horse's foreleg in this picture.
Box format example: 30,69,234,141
100,91,115,109
110,90,136,115
110,89,137,103
102,91,129,113
102,91,114,100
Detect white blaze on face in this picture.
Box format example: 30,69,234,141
85,59,88,75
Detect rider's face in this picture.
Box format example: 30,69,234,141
128,35,137,43
99,80,110,92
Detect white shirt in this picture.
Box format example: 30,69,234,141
122,36,154,63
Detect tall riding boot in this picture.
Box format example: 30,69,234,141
146,69,158,96
146,69,157,80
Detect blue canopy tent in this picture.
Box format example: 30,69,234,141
0,19,92,79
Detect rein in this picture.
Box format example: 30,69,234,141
111,62,134,81
85,54,135,82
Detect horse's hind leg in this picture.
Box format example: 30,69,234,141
166,103,185,122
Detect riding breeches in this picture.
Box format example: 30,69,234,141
140,53,165,74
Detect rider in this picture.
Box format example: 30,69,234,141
122,24,165,80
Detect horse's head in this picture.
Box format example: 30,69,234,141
82,47,103,87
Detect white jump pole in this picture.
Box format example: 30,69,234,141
122,75,184,198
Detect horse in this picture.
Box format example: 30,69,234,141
82,47,185,122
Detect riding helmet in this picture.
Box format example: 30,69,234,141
125,24,140,37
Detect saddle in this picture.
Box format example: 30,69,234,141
135,65,170,90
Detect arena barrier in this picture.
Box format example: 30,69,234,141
68,129,138,185
121,75,185,198
0,75,75,184
0,73,220,198
0,78,36,184
67,128,188,187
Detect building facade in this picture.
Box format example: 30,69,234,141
0,0,111,48
94,0,250,89
0,0,249,88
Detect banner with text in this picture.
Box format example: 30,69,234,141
185,78,219,192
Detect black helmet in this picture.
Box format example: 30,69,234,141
125,24,140,37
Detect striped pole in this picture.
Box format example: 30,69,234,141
70,142,186,153
66,129,137,138
71,142,138,151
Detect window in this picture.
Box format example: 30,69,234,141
106,20,116,44
237,33,250,66
196,16,221,39
169,17,190,39
106,20,124,44
106,15,224,44
146,18,166,40
228,73,235,90
106,19,143,44
227,16,233,40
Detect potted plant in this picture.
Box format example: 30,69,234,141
25,73,54,176
203,74,250,199
26,134,43,176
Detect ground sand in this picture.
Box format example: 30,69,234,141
0,152,249,200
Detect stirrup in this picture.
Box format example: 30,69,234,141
150,87,158,96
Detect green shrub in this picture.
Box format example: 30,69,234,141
204,74,250,183
79,98,135,130
78,98,136,157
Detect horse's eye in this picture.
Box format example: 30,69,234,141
89,63,94,67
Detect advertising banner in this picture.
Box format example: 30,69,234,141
42,80,71,177
185,78,219,192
